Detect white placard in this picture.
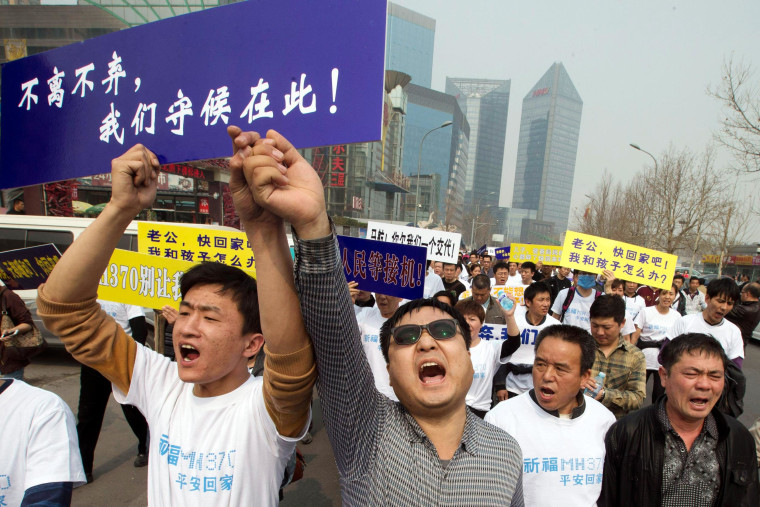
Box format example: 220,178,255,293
366,222,461,263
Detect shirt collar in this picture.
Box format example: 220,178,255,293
400,405,479,457
528,389,587,419
656,396,719,440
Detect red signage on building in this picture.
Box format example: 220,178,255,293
161,163,210,181
199,197,209,214
330,145,347,187
532,87,549,97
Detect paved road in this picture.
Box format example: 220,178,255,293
19,342,760,505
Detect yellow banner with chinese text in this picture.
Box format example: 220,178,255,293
137,222,255,277
97,249,197,308
509,243,563,265
560,231,677,290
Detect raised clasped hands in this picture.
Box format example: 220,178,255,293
227,126,329,239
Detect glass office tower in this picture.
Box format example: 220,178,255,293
403,83,469,229
445,78,510,210
512,62,582,239
385,2,435,88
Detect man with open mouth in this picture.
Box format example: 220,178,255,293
666,278,744,369
599,333,758,506
36,129,316,506
238,128,524,505
486,324,615,506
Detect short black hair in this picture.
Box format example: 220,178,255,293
610,279,624,291
492,260,509,273
520,261,537,274
380,298,471,363
481,254,492,261
471,273,491,290
673,274,685,282
524,282,551,303
659,333,728,374
180,262,260,335
706,278,740,303
743,283,760,299
432,290,457,307
589,294,626,325
442,262,456,268
535,324,596,373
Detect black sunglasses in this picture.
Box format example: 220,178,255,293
391,319,460,345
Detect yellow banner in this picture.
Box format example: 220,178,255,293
702,255,720,264
560,231,677,290
509,243,563,265
137,222,255,277
458,285,527,305
97,249,197,308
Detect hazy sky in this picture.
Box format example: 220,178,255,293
397,0,760,236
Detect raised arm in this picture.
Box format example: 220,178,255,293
37,145,159,393
499,294,521,358
228,126,316,438
237,129,381,475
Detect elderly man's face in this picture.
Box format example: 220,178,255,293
532,336,590,415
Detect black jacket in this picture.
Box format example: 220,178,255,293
599,401,758,506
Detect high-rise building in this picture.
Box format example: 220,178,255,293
402,83,469,230
445,78,510,210
385,2,435,88
511,62,583,241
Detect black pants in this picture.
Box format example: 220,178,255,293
76,365,149,474
647,369,665,403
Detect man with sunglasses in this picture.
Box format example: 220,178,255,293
237,128,524,505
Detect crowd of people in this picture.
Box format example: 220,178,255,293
2,127,760,506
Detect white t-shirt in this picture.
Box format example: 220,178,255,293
508,312,561,394
98,299,144,335
550,288,596,331
423,271,445,298
623,295,646,323
666,313,744,360
355,306,398,401
0,379,86,506
634,306,682,370
506,274,523,286
621,317,635,337
486,392,615,507
465,339,505,411
113,345,306,506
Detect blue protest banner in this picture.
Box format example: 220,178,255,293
337,235,426,300
1,0,387,189
476,244,488,255
0,244,62,290
495,246,510,260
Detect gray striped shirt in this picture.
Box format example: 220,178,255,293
294,231,524,506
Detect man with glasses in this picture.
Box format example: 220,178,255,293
237,128,524,505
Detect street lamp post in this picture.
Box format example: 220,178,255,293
629,143,658,173
469,191,496,248
415,121,453,226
